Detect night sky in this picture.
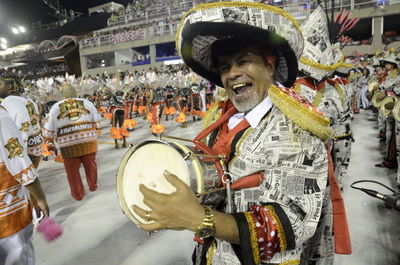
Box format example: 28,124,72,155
0,0,131,40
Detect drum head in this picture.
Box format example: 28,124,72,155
117,140,191,225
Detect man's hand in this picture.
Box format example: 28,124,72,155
132,170,204,232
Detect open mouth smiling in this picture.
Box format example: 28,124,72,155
231,83,252,95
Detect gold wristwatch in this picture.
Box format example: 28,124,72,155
195,206,215,238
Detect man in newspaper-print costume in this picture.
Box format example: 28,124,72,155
43,84,100,201
294,7,354,191
132,2,350,265
374,54,399,169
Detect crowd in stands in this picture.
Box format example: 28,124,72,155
0,63,69,79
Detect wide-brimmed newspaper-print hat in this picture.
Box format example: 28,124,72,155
298,6,343,81
379,53,399,68
176,0,304,88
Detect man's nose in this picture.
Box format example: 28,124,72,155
227,64,243,81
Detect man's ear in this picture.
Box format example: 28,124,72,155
264,56,276,76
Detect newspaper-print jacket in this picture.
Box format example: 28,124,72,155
194,85,331,265
43,98,100,159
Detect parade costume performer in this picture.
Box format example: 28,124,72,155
0,76,44,169
0,106,49,265
123,88,138,131
374,54,399,168
132,2,351,265
137,85,149,118
102,89,130,149
175,86,192,128
190,83,204,122
330,60,355,189
391,59,400,189
151,85,166,134
43,84,100,201
348,68,361,115
295,6,358,192
206,81,216,110
163,85,177,121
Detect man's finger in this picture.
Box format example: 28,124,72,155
163,170,189,191
139,222,164,231
139,184,165,203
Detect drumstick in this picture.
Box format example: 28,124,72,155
162,134,198,143
197,187,226,196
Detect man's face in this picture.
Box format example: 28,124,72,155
217,45,275,113
385,63,394,70
0,80,10,98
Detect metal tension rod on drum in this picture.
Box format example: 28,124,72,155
162,135,226,159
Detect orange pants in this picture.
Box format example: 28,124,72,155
63,152,98,201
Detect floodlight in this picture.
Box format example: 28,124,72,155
1,43,7,50
12,28,19,34
18,26,26,33
0,38,6,44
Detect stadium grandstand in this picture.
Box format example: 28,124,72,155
0,0,399,78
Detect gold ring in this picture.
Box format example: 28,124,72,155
145,211,152,222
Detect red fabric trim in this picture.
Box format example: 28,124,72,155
294,77,326,91
326,143,352,254
249,205,282,261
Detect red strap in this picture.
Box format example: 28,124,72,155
326,78,336,87
339,77,349,85
212,118,250,156
295,77,326,91
326,143,352,254
194,101,236,142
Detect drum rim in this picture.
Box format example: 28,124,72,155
116,139,201,225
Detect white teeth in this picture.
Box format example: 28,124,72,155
232,83,246,89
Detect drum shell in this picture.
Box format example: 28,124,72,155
117,139,223,225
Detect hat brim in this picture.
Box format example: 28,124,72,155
379,58,399,67
180,22,298,87
176,2,303,88
371,91,386,107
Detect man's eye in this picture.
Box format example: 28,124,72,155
219,66,229,73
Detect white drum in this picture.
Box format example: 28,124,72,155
117,139,221,225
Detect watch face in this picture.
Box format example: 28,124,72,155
198,227,213,238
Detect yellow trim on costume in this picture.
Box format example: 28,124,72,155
311,86,325,108
244,212,261,265
202,101,221,129
293,83,301,94
176,1,304,57
266,205,287,252
340,63,353,69
268,85,332,141
206,239,215,265
279,260,300,265
300,49,344,71
334,82,346,109
228,126,253,169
